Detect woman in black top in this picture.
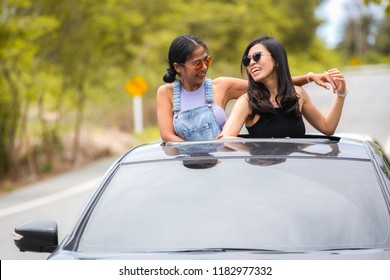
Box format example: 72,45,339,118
218,36,348,138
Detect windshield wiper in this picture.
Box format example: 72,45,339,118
149,248,296,254
319,247,375,252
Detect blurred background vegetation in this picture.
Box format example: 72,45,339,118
0,0,389,190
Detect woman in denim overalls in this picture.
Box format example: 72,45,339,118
157,34,339,143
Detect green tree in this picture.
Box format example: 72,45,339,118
0,0,343,187
336,0,389,64
273,0,321,51
339,14,376,60
375,18,390,54
0,0,58,179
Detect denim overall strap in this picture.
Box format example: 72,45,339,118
172,80,181,113
205,78,213,107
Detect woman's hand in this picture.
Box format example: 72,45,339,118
325,68,347,94
310,72,337,92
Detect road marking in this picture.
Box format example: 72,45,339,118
0,178,100,218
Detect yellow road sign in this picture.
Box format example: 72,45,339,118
125,76,148,96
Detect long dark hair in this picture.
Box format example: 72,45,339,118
241,36,300,119
163,34,208,83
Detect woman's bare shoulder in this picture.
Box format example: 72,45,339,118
157,83,174,97
238,92,249,100
294,85,307,97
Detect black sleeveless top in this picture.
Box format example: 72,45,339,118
246,108,305,138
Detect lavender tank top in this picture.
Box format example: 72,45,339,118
175,79,226,129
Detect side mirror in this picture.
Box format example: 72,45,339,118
13,220,58,253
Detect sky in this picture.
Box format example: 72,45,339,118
316,0,350,48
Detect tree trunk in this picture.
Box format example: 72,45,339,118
0,62,21,179
71,81,85,165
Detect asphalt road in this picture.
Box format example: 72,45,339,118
305,64,390,153
0,65,389,260
0,157,117,260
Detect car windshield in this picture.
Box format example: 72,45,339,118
77,157,390,253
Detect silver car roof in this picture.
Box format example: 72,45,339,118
120,135,374,164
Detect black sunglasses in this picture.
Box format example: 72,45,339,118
242,51,271,66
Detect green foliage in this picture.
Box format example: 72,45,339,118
289,38,344,75
273,0,321,51
374,17,390,54
0,96,11,177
